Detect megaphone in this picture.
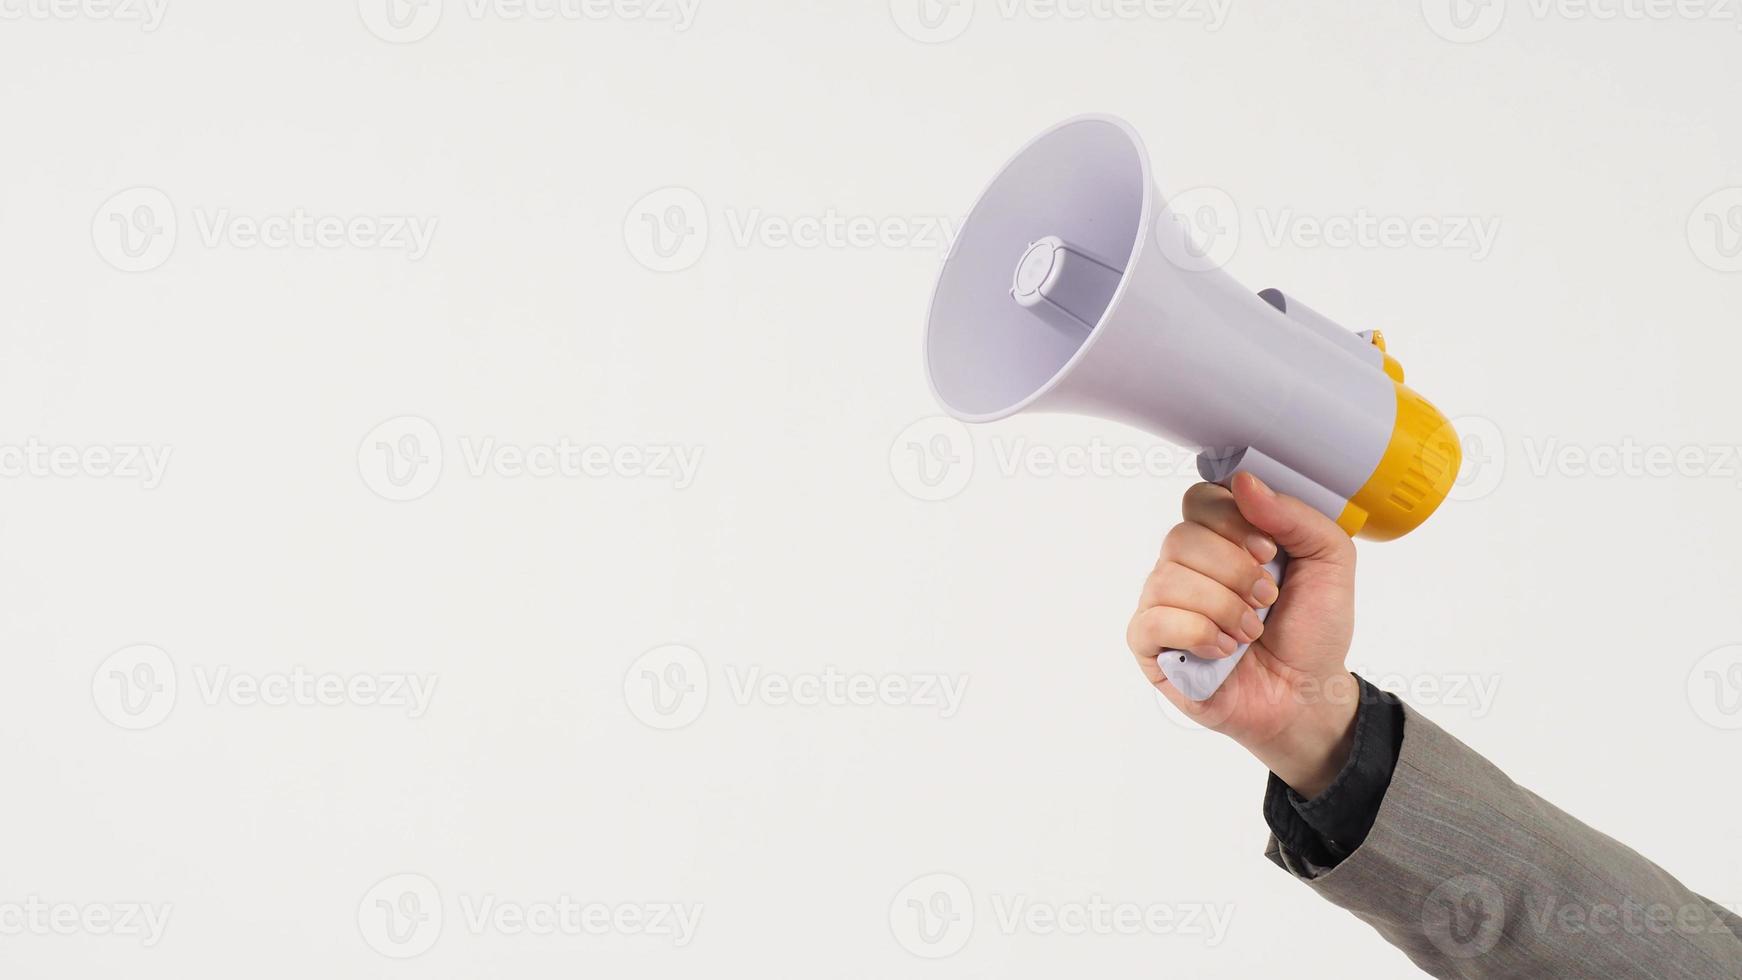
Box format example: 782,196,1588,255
921,115,1461,702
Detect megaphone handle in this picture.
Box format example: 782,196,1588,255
1160,551,1289,702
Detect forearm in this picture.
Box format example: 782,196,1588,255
1264,701,1742,979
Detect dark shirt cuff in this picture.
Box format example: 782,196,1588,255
1262,675,1404,868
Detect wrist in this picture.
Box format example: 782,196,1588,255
1241,671,1361,799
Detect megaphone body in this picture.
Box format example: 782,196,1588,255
922,115,1460,701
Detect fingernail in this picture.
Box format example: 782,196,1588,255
1241,609,1264,640
1248,474,1275,500
1245,533,1277,563
1252,576,1279,607
1216,631,1237,655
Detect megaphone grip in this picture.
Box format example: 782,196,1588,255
1159,552,1288,702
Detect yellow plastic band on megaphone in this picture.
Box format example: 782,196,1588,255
1342,383,1462,542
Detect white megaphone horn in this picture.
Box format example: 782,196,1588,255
921,115,1461,702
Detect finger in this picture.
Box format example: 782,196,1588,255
1156,522,1280,610
1182,482,1278,563
1127,604,1239,661
1229,472,1355,567
1139,563,1266,644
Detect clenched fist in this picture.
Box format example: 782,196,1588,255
1128,473,1363,797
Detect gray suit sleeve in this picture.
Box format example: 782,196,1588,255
1265,703,1742,979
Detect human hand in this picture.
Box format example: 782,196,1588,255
1126,473,1362,797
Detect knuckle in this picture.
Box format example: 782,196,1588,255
1148,561,1183,592
1220,592,1250,626
1125,610,1153,653
1183,481,1234,519
1159,523,1192,557
1190,615,1221,647
1181,482,1219,508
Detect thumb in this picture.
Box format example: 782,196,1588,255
1229,472,1354,567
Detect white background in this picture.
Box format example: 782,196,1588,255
3,0,1741,976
